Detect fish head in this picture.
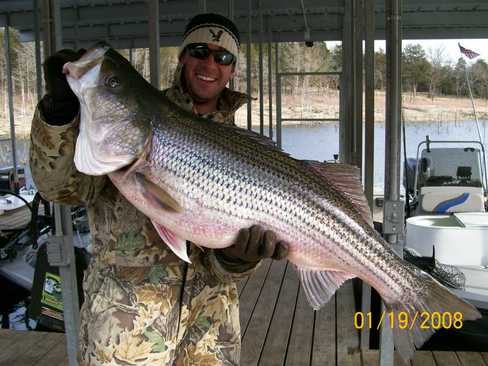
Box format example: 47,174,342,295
64,42,154,175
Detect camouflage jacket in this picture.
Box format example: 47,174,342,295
29,66,253,365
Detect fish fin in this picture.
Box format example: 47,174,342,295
135,172,183,213
151,220,191,263
386,271,481,363
303,161,373,227
193,243,204,252
121,134,153,181
296,267,355,310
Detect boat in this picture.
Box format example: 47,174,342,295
406,213,488,310
404,136,488,309
403,136,488,351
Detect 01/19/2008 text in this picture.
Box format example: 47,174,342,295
353,311,464,330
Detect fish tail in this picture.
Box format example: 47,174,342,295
386,273,481,362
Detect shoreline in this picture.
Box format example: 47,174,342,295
2,91,488,138
3,118,488,142
235,117,488,130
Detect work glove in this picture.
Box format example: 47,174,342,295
216,225,289,271
41,49,85,125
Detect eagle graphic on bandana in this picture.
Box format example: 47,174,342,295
209,29,224,42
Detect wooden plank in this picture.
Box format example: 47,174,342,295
394,351,411,366
411,351,436,366
30,332,66,365
237,275,250,297
432,351,461,366
360,350,411,366
8,331,63,366
456,352,487,366
35,338,68,366
239,259,273,335
257,264,300,366
0,329,27,352
338,352,361,366
361,350,379,366
336,280,360,364
240,260,288,366
285,284,315,366
0,331,43,365
311,295,336,366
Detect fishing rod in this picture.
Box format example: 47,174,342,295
459,43,483,144
464,66,483,144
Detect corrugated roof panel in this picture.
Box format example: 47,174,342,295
1,0,488,48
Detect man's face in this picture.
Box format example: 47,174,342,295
180,43,235,104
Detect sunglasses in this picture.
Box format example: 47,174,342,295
186,44,236,66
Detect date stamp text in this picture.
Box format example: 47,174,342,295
353,311,464,330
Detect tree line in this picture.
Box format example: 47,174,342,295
1,27,488,135
375,44,488,100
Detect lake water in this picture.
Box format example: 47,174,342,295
279,120,488,194
2,119,488,194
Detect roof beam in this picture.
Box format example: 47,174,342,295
4,0,488,43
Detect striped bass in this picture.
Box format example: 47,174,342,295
64,43,481,361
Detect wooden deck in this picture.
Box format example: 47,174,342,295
1,259,488,365
0,328,67,365
238,259,360,365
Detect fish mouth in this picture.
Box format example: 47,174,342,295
63,42,110,80
65,42,139,176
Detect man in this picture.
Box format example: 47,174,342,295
30,13,287,365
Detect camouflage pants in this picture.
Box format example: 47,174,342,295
78,264,241,366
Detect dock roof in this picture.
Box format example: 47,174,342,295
1,0,488,48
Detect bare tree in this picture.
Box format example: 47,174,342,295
426,45,447,101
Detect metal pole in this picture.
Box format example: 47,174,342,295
380,0,403,364
361,0,375,351
199,0,207,12
275,44,282,148
52,205,80,366
4,15,19,190
268,36,273,139
40,1,80,365
53,0,62,49
73,5,80,49
258,0,264,135
228,0,235,91
246,0,252,131
147,0,160,89
384,0,403,246
353,0,363,169
33,0,43,100
364,0,375,211
41,0,63,57
340,0,353,164
41,0,50,59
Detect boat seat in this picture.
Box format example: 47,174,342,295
420,186,485,213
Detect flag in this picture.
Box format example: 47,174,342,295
458,43,480,59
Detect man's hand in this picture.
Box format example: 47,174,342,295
216,225,289,267
41,49,85,124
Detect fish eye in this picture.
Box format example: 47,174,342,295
106,76,120,88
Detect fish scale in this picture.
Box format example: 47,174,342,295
65,44,481,362
150,116,411,297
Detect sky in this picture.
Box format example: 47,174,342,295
326,39,488,65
